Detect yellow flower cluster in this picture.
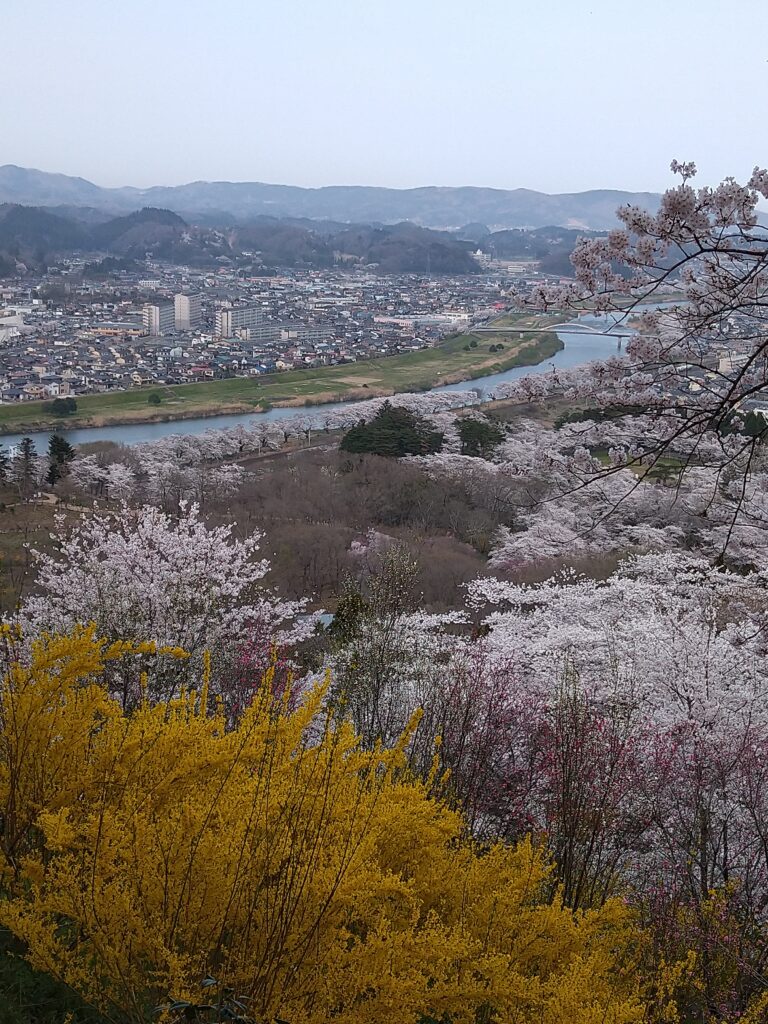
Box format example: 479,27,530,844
0,628,651,1023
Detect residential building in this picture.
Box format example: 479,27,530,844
174,293,202,331
279,324,332,344
234,322,280,344
215,304,263,338
143,303,175,336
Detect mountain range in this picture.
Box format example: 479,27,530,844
0,165,659,231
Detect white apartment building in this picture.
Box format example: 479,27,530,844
279,324,333,344
234,322,280,344
215,304,263,338
143,302,175,336
174,293,202,331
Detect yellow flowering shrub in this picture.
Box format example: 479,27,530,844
0,628,651,1023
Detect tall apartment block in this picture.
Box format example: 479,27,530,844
143,302,175,336
215,304,263,338
174,293,202,330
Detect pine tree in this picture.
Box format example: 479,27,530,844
11,438,38,499
340,402,443,457
457,416,504,458
46,433,76,487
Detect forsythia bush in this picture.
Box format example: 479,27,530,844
0,628,651,1024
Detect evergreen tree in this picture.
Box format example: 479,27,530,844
46,433,76,486
43,396,77,416
10,440,39,499
457,416,504,458
11,438,38,499
340,402,443,458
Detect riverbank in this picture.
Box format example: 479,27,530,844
0,327,564,436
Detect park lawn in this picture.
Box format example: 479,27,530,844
0,330,562,434
593,449,684,481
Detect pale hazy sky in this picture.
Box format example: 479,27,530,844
3,0,767,194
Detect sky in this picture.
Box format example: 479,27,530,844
3,0,767,195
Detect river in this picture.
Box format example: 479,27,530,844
0,318,629,452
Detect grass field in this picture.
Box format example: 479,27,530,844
480,312,571,331
0,329,563,435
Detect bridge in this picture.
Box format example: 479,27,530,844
474,322,634,338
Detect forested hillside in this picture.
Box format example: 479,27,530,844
0,201,589,275
0,204,481,273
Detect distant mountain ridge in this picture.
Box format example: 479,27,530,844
0,165,660,230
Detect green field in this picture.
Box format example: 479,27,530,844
0,329,563,434
481,312,570,331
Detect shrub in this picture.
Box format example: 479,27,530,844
42,396,77,416
0,628,651,1024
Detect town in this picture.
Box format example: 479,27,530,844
0,258,524,403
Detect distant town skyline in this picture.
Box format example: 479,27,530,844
3,0,767,195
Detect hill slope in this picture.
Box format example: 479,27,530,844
0,206,481,274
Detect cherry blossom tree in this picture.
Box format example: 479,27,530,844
472,162,768,567
70,454,107,492
20,502,310,704
413,408,768,571
104,461,136,501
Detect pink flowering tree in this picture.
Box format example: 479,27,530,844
20,502,311,705
493,163,768,537
462,551,768,1015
